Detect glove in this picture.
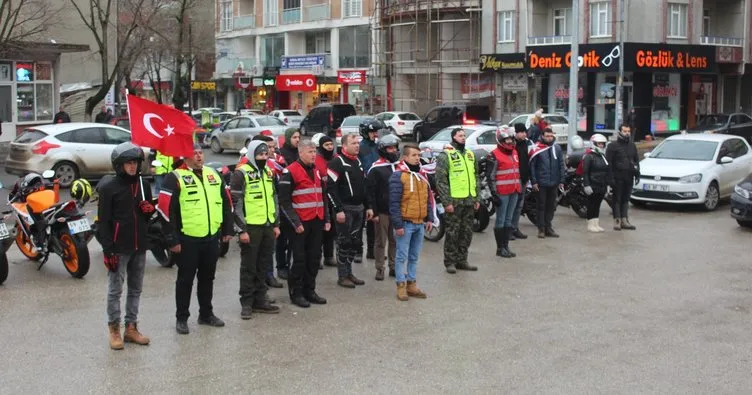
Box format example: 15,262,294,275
103,252,119,272
139,201,155,215
584,186,593,196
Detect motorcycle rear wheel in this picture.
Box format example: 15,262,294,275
59,233,90,279
151,248,176,268
0,253,8,285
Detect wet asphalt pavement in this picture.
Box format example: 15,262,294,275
0,152,751,393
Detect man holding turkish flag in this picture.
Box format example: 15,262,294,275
126,94,196,157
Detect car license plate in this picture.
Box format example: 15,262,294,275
67,218,91,234
0,223,10,240
643,183,669,192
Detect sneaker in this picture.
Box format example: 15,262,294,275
513,229,528,239
323,257,337,267
240,306,253,320
445,264,457,274
375,268,385,281
197,315,225,327
176,319,189,334
545,228,560,238
456,263,478,271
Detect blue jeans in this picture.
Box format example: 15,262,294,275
107,252,146,324
393,222,424,283
511,189,526,229
494,193,519,228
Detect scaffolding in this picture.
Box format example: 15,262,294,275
370,0,487,116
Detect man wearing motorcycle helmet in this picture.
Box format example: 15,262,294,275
366,134,401,280
358,119,383,261
583,134,610,232
96,142,153,350
606,123,639,230
312,132,337,268
486,127,521,258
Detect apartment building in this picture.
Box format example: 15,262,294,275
215,0,380,113
481,0,752,137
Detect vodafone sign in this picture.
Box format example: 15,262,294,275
275,74,317,91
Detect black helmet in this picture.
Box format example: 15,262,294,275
359,119,386,140
377,134,401,162
111,142,145,176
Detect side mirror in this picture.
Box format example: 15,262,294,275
151,159,163,168
643,151,651,158
42,170,56,179
239,147,248,156
720,156,734,164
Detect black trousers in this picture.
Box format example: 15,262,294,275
536,186,558,229
613,178,632,218
175,235,220,320
335,206,364,278
586,191,606,220
322,222,335,259
275,223,292,271
239,226,274,307
288,218,324,297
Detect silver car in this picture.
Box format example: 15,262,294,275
269,110,304,128
5,123,149,188
208,115,288,153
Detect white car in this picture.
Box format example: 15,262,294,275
418,125,499,154
336,115,373,145
508,113,569,145
374,111,421,138
269,109,304,128
631,134,752,210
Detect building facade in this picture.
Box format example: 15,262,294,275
481,0,752,137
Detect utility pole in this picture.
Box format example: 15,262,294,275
187,24,194,111
567,0,579,154
615,0,625,134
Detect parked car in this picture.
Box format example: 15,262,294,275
730,173,752,227
683,113,752,143
507,113,570,144
418,124,500,154
374,111,421,139
5,123,150,188
196,107,224,114
336,115,374,145
239,109,265,116
413,104,491,142
631,134,752,211
269,109,304,128
208,116,288,153
299,103,357,137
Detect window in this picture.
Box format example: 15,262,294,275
497,11,514,42
237,118,252,128
339,26,370,68
282,0,301,24
14,129,47,143
424,109,439,123
553,8,572,36
261,35,284,67
398,113,420,121
477,130,497,145
343,0,362,17
14,62,54,123
283,111,301,116
590,1,611,37
725,138,749,158
104,128,131,144
256,117,286,126
305,31,331,54
667,3,687,38
220,0,233,32
35,84,53,121
225,119,240,130
702,9,710,37
265,0,278,26
72,128,106,144
17,84,35,122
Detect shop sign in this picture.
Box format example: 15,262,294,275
263,78,275,86
502,73,527,91
281,55,326,70
623,43,716,72
337,70,366,84
460,74,494,99
276,74,317,91
191,81,216,91
263,67,280,77
525,43,620,72
252,78,263,87
479,53,526,72
716,46,742,63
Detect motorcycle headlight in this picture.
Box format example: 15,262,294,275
678,173,702,183
734,184,750,199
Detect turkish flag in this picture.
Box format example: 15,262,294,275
126,94,195,157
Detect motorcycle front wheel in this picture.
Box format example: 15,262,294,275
15,225,42,261
58,233,90,279
151,247,176,268
424,214,445,242
0,253,8,285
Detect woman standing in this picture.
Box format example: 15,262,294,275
582,134,610,232
487,128,521,258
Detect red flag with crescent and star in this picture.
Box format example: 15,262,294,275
126,94,196,157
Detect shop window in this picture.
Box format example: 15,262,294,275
17,84,35,122
553,8,571,36
497,11,514,42
15,62,34,82
339,26,370,68
651,73,681,134
589,1,610,38
0,62,12,82
549,73,587,132
667,3,687,39
36,83,53,121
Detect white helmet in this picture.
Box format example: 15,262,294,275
590,134,608,145
569,135,584,150
311,133,326,147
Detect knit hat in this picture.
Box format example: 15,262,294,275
319,135,333,146
514,123,527,133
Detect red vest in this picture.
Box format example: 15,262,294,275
287,161,325,221
492,148,521,195
314,154,329,178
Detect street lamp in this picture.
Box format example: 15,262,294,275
567,0,579,154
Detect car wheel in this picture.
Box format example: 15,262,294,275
52,161,79,188
210,138,224,154
703,181,720,211
736,219,752,228
416,130,422,142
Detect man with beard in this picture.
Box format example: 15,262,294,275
509,123,533,240
606,124,639,230
313,133,337,268
275,127,301,280
435,128,481,274
529,128,566,239
366,134,401,281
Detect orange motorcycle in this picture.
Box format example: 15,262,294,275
7,171,92,278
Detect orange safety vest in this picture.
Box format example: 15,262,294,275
287,161,325,221
492,148,521,195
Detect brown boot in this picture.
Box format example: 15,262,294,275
123,322,150,346
396,282,408,301
613,218,622,231
620,217,636,230
108,322,124,350
406,281,427,298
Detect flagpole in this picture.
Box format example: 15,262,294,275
126,88,147,202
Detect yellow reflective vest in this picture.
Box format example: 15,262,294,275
444,148,477,199
237,163,276,225
174,167,224,237
154,151,173,175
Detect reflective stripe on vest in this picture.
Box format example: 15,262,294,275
174,167,224,237
287,162,325,221
492,148,521,195
154,152,173,175
237,164,276,225
444,149,477,199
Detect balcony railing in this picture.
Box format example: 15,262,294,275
282,8,301,24
216,57,257,75
304,1,330,21
700,36,743,47
234,15,256,30
527,35,572,46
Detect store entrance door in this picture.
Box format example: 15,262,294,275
0,85,14,141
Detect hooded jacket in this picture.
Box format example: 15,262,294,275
367,157,396,216
230,140,280,228
96,173,152,254
606,136,640,180
529,141,566,187
279,128,300,166
582,148,611,193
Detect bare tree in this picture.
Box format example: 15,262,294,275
0,0,58,54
